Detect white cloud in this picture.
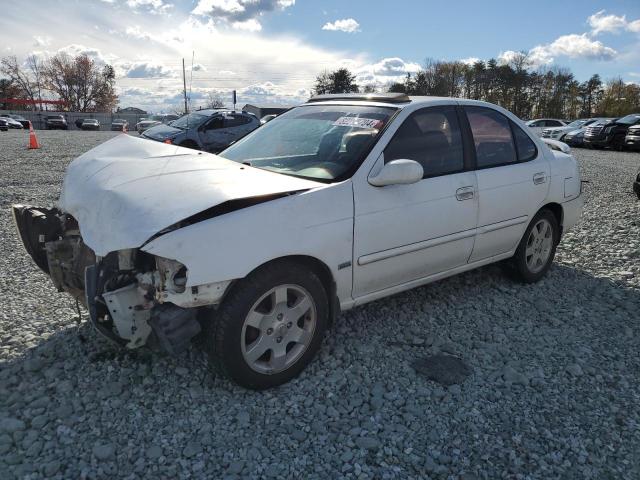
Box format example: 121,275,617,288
500,33,617,68
123,62,174,78
231,19,262,32
57,44,113,65
460,57,481,66
628,19,640,33
531,34,617,64
192,0,295,30
587,10,640,35
126,0,171,13
353,57,421,89
33,35,52,47
322,18,360,33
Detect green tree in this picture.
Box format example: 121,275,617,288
314,68,359,95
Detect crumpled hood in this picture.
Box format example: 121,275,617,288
58,135,322,256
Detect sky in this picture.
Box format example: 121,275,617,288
1,0,639,113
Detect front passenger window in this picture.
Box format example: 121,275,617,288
384,106,464,178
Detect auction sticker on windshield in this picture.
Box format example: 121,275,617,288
333,117,383,129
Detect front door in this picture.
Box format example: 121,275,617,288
352,105,478,297
463,106,550,262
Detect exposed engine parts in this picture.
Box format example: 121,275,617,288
13,204,229,355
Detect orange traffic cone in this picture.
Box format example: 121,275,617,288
28,121,40,150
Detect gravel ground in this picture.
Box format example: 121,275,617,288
1,130,639,479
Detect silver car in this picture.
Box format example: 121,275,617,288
141,110,260,153
136,114,179,134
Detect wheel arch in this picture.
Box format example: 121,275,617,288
219,254,339,325
257,255,338,324
539,202,563,239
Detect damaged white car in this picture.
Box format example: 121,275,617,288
13,93,583,389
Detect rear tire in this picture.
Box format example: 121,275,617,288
510,209,559,283
205,261,329,389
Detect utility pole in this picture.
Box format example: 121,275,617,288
182,58,188,115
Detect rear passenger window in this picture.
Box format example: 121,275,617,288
224,114,251,128
511,122,537,161
465,107,517,168
384,106,463,178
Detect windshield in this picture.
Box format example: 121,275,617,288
170,113,209,129
219,104,396,181
566,119,587,128
616,114,640,125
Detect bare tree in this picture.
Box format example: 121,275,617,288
43,53,117,112
0,56,39,109
205,92,225,109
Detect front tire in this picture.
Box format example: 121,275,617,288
511,209,559,283
207,261,329,389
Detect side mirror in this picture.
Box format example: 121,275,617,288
368,159,424,187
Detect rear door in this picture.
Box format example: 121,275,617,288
199,115,225,152
215,114,256,151
464,106,550,262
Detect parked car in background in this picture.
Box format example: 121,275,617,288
12,93,583,388
45,115,68,130
526,118,566,136
0,118,8,131
562,118,613,147
624,123,640,151
81,119,100,131
135,114,179,134
260,114,278,125
142,110,260,153
75,118,86,129
541,118,596,142
7,114,30,129
584,113,640,150
111,119,129,131
0,115,24,129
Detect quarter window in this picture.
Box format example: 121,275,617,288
511,122,537,162
384,106,464,178
465,107,517,168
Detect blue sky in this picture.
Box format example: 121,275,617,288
2,0,639,112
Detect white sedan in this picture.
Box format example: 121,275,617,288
13,94,583,389
526,118,567,137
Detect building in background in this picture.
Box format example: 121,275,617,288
117,107,148,115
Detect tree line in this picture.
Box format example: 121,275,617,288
1,53,117,112
314,54,640,120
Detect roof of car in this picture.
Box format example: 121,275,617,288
304,94,476,110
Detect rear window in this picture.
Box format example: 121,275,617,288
466,107,517,168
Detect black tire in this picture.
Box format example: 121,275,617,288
179,140,200,150
206,260,329,389
510,209,559,283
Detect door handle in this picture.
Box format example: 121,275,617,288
533,172,547,185
455,186,474,201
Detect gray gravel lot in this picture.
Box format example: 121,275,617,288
1,130,639,479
